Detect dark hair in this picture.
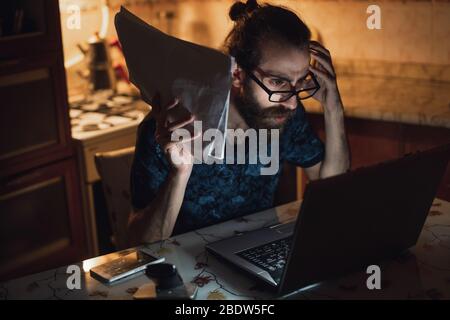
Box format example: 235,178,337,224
224,0,311,71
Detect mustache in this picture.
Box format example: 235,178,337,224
260,106,296,118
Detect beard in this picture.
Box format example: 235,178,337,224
233,79,297,131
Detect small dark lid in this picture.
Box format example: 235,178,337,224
145,263,177,278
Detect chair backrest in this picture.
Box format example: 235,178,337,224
94,146,135,250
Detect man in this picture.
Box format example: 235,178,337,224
128,0,350,245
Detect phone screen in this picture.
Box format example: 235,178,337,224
90,250,164,283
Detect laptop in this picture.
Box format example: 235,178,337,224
206,143,450,297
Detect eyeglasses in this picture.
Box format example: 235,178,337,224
246,67,320,102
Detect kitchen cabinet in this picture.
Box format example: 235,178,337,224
0,53,73,177
0,0,86,281
0,0,61,59
0,159,85,281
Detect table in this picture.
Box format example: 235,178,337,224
1,199,449,300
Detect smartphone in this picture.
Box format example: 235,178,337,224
90,250,164,283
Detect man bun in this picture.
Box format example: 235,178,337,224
229,0,259,21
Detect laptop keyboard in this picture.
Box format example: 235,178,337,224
236,236,292,284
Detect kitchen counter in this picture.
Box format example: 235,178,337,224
1,198,449,300
303,61,450,129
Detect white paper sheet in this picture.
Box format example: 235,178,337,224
115,6,232,161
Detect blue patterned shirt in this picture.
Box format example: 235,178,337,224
130,103,324,235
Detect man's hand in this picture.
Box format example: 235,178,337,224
308,41,343,114
128,94,200,245
151,94,200,177
306,41,350,179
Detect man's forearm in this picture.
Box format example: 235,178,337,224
320,105,350,178
128,171,190,245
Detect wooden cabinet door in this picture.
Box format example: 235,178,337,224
308,115,403,170
345,119,403,169
0,52,72,178
0,158,85,281
0,0,61,59
307,114,450,200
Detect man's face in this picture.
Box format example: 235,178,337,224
233,39,311,130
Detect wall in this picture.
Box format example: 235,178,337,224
59,0,450,93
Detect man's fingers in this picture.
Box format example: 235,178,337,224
309,65,333,86
155,97,180,126
309,41,331,57
156,115,193,140
166,98,179,111
171,130,202,144
167,114,195,132
310,51,335,77
157,130,202,152
159,98,179,119
190,131,202,142
156,133,178,151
